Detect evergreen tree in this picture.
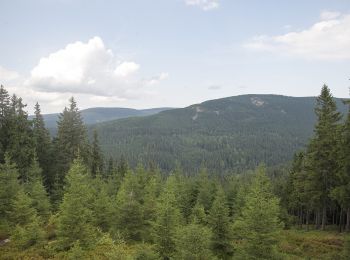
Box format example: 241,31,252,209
10,189,45,249
233,166,283,259
113,170,144,241
153,175,182,259
332,97,350,231
54,97,89,190
90,129,103,177
32,102,53,190
208,186,233,259
307,85,342,230
7,95,34,181
56,159,97,250
0,85,11,163
0,154,20,235
174,223,213,260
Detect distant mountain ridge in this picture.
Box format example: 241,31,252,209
91,94,348,173
30,107,174,129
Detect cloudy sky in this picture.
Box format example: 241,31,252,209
1,0,350,114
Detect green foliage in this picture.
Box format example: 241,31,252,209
56,159,98,250
153,175,182,259
0,154,20,236
233,166,283,260
10,189,45,250
208,186,233,259
94,94,347,173
175,223,214,260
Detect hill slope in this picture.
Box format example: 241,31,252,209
31,107,173,129
92,95,348,173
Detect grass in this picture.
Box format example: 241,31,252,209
279,228,345,259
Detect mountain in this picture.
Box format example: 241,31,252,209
30,107,174,129
92,94,348,173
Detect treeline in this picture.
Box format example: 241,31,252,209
284,85,350,232
0,84,350,259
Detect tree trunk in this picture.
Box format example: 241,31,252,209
315,209,321,229
321,206,327,230
346,208,350,232
339,208,343,233
306,209,310,231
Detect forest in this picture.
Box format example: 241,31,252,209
0,84,350,259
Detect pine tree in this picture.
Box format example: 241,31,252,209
208,186,233,259
307,85,341,230
56,159,97,250
153,175,182,259
233,166,283,260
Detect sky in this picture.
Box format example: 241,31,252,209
0,0,350,114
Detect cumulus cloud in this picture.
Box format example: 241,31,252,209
184,0,219,11
26,36,167,97
114,62,140,77
145,72,169,86
245,11,350,60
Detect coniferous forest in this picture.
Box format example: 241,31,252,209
0,84,350,259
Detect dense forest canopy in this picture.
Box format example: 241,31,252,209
92,94,347,173
0,84,350,259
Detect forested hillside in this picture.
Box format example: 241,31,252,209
93,94,347,173
1,84,350,259
30,107,173,130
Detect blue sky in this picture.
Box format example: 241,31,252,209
0,0,349,113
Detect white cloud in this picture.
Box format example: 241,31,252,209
145,72,169,86
114,61,140,77
245,12,350,60
26,36,167,97
184,0,219,11
320,10,341,20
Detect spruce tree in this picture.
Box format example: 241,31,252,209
56,159,97,250
153,175,182,259
208,186,233,259
0,154,20,235
174,223,213,260
32,102,53,190
113,171,144,241
233,166,283,259
54,97,89,191
90,129,103,177
7,95,34,181
0,85,11,163
307,85,341,230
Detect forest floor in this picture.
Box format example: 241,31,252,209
279,228,345,259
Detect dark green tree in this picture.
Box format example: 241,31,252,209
233,166,283,260
208,186,233,259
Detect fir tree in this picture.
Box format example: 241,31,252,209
90,129,103,177
208,186,233,259
307,85,342,230
153,175,182,259
233,166,283,260
174,223,213,260
32,102,53,190
56,159,97,250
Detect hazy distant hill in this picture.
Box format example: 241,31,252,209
92,94,348,173
30,107,173,130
